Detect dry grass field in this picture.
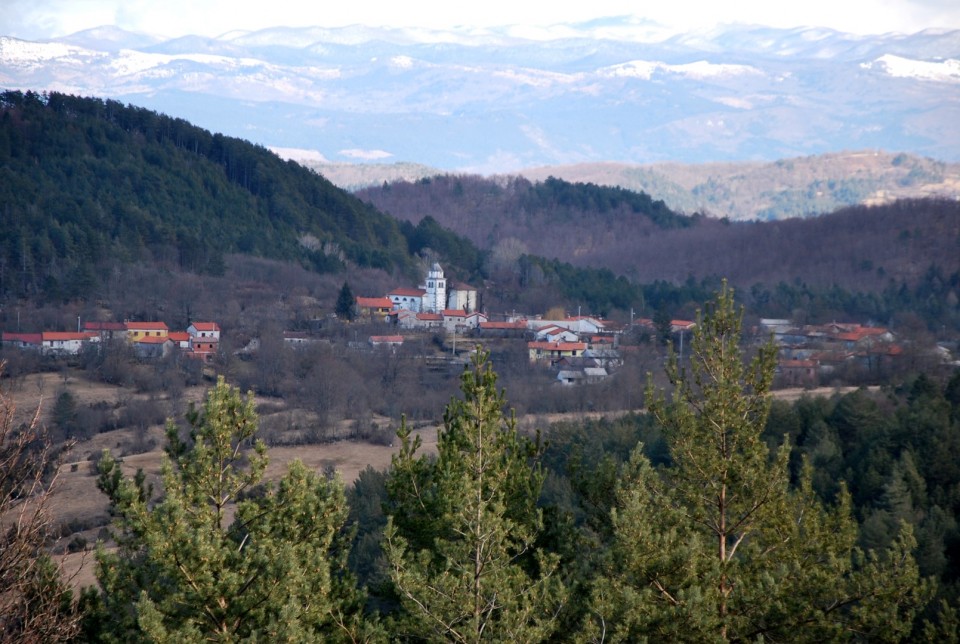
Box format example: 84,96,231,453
54,425,441,591
15,368,860,592
0,370,440,591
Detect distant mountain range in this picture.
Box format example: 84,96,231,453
2,22,958,172
297,151,960,221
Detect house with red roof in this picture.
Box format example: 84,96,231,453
356,297,393,321
534,324,579,343
186,322,220,361
187,322,220,341
83,321,128,340
168,331,191,350
41,332,99,355
388,287,427,313
670,320,696,333
528,341,587,364
777,359,819,387
126,321,169,341
1,332,42,350
369,335,404,349
440,309,488,333
441,309,466,333
134,335,174,359
478,320,528,337
415,312,443,328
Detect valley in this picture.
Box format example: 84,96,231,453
0,90,958,640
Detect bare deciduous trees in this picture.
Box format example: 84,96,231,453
0,363,82,641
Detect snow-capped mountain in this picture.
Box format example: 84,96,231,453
1,21,958,170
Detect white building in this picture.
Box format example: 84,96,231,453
389,288,426,312
448,283,478,313
41,332,98,356
419,263,447,314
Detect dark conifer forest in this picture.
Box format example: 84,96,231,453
0,89,415,302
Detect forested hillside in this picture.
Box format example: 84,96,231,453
357,174,693,264
359,176,959,320
1,91,957,332
0,90,415,302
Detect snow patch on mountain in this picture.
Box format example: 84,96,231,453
491,67,582,88
389,56,415,70
0,37,102,68
3,26,959,165
671,60,764,79
600,59,762,80
107,50,266,76
862,54,960,82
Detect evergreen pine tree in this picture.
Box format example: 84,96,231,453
653,307,672,346
336,282,356,321
587,282,932,642
90,377,378,642
384,348,566,642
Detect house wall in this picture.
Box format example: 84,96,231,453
390,294,423,312
449,288,477,312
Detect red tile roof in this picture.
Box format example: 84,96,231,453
389,287,426,297
480,321,527,330
528,341,587,351
42,332,96,341
357,297,393,309
2,332,42,344
189,322,220,332
126,321,169,331
417,313,443,321
135,336,171,345
442,309,467,317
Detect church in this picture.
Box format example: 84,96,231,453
385,263,477,314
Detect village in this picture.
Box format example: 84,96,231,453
351,264,912,388
1,320,221,361
0,263,925,390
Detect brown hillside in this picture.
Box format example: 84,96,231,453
298,151,960,221
520,151,960,220
358,170,959,292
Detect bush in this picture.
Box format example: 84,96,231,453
66,535,87,553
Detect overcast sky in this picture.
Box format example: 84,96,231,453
2,0,959,41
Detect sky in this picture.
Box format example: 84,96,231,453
2,0,959,41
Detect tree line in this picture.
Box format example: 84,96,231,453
359,173,960,330
0,90,416,303
2,91,957,334
6,285,956,641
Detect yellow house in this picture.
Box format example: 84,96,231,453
126,321,169,341
356,297,394,321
